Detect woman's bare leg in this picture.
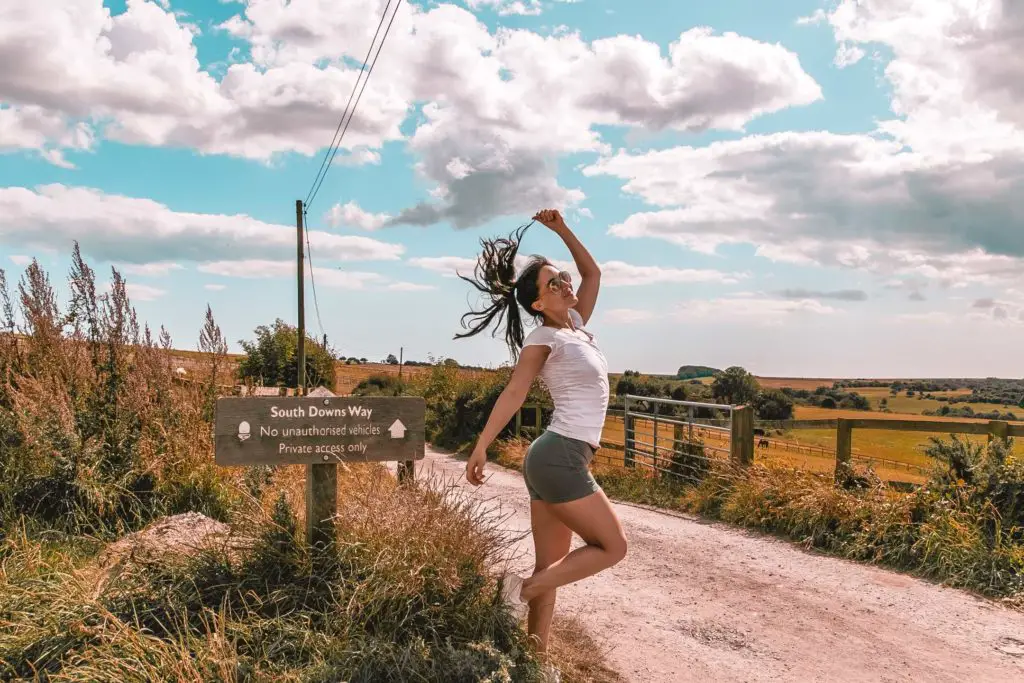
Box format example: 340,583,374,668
520,489,627,602
527,500,573,652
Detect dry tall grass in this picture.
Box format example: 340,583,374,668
0,249,605,682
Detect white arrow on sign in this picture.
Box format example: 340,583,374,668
389,419,407,439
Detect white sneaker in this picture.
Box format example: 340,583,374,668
499,573,529,621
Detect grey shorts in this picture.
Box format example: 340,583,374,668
523,430,601,504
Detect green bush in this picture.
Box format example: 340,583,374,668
381,360,551,451
0,249,234,537
237,318,335,389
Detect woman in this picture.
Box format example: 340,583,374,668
455,208,628,656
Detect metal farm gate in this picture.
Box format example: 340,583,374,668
612,395,752,483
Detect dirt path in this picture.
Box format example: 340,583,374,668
411,447,1024,682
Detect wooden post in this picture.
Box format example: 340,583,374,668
296,200,306,395
835,418,853,484
652,409,660,469
515,408,523,438
988,420,1009,445
730,405,754,467
624,397,635,468
534,405,541,435
298,200,334,548
306,460,337,549
397,460,414,485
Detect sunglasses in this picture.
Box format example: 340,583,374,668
544,270,573,293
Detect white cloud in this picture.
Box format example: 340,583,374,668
410,255,742,286
8,255,32,267
602,295,837,326
465,0,542,16
833,42,864,68
326,201,390,231
409,256,478,278
0,0,407,165
0,184,404,266
197,259,426,291
597,261,743,286
896,311,954,324
386,282,436,291
603,308,657,324
3,1,820,226
0,105,94,167
585,131,1024,288
584,0,1024,303
119,262,184,277
822,0,1024,157
384,22,821,228
204,283,226,291
124,282,166,301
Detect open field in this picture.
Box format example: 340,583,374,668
599,414,932,484
332,361,493,394
850,386,1013,414
755,376,837,390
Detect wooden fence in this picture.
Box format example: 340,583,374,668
515,403,1024,487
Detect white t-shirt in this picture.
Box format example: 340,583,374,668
522,308,609,448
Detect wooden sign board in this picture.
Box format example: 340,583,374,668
214,395,426,466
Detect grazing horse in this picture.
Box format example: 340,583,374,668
758,438,770,449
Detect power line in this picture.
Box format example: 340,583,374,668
300,0,403,347
304,0,402,212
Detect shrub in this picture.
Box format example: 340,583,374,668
391,360,551,451
0,248,234,536
711,366,760,405
753,389,795,420
352,373,409,396
237,318,334,389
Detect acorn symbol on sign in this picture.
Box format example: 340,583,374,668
238,421,251,442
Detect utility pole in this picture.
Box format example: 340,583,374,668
398,346,403,379
297,198,334,550
296,199,306,397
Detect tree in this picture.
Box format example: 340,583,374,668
385,353,399,365
237,318,334,389
711,366,760,405
753,389,794,420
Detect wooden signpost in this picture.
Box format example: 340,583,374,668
214,392,426,548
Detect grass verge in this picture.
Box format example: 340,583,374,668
494,437,1024,603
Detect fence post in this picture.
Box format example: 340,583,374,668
652,409,660,469
988,420,1009,445
730,405,754,467
514,407,523,438
624,396,635,468
835,418,853,484
534,405,542,435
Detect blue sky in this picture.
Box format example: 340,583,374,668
1,0,1023,377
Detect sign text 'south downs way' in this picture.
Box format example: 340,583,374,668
214,396,426,466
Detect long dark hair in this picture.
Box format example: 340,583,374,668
454,221,551,360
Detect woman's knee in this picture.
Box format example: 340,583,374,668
607,533,628,564
588,532,627,565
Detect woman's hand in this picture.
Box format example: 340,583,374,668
533,208,568,232
466,446,487,486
